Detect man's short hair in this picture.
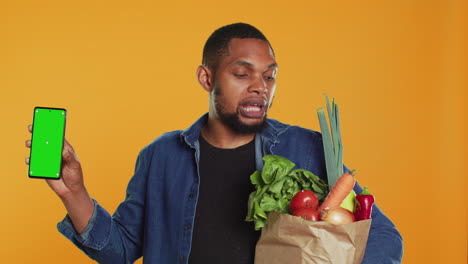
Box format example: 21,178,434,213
202,23,274,71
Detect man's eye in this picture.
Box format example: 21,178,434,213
264,76,275,81
234,73,248,78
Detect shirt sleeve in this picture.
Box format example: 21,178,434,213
353,183,404,264
56,149,150,264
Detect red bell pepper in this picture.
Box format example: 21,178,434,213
354,187,375,221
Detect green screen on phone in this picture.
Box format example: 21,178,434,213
29,107,66,179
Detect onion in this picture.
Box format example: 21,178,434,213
320,206,355,225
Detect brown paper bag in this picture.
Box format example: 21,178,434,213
255,211,371,264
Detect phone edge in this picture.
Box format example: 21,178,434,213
28,106,67,180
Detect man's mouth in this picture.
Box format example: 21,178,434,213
239,100,267,119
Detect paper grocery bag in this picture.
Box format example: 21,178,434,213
254,211,371,264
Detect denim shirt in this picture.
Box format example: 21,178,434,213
57,113,403,264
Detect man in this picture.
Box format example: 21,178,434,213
25,23,403,263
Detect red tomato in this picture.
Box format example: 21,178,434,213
290,190,319,214
292,207,320,221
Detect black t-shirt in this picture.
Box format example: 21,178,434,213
188,136,260,264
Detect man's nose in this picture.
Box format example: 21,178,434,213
248,76,268,95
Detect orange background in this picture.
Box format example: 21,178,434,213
1,0,466,263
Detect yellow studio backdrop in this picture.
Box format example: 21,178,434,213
1,0,466,263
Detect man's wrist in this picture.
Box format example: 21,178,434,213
60,187,95,234
59,185,89,204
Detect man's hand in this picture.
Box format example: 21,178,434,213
25,124,84,198
25,124,94,234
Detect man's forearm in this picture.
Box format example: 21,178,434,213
60,188,95,234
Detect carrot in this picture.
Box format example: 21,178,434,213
318,172,356,212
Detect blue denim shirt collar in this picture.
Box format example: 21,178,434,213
180,113,289,149
179,113,290,171
179,113,207,149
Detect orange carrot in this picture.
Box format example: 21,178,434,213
318,172,356,212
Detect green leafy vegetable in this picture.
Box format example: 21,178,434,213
317,95,344,187
245,155,329,230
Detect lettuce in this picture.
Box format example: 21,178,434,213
245,155,329,230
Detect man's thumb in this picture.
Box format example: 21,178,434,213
64,148,80,163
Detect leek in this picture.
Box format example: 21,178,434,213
317,95,343,186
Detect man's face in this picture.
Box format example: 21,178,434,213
210,38,278,134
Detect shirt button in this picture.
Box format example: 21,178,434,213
183,224,191,230
179,256,185,263
188,193,195,199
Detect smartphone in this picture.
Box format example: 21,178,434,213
28,107,67,179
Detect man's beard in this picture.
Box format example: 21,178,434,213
213,84,267,134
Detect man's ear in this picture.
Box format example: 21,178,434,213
196,65,214,92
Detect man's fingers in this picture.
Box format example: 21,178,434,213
63,138,74,151
25,125,32,165
62,138,80,165
26,126,32,165
62,138,73,158
62,145,72,160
